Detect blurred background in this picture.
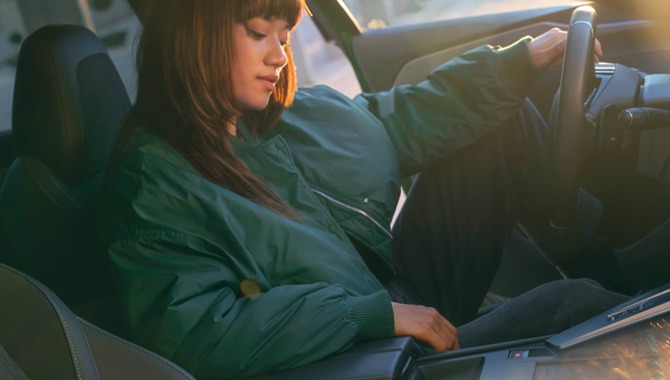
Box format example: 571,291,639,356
0,0,577,132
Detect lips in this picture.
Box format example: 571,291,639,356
258,74,279,91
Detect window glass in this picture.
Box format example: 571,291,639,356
0,0,24,132
0,0,140,132
86,0,141,101
291,14,361,98
342,0,583,30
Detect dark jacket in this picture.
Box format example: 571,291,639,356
95,38,542,379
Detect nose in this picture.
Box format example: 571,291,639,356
266,37,288,69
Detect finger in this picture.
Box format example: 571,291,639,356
416,321,451,352
440,323,459,350
430,317,459,351
594,38,603,57
427,329,456,352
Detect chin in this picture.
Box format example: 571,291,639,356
241,98,272,111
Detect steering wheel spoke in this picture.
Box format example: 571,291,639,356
551,6,598,229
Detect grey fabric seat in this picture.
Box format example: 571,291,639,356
0,263,196,380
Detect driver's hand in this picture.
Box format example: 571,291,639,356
392,302,459,352
527,27,603,69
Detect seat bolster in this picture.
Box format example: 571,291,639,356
0,155,107,304
0,264,101,380
0,155,87,225
0,344,30,380
79,319,196,380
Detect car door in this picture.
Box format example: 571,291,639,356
306,0,670,120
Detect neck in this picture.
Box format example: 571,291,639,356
226,120,237,136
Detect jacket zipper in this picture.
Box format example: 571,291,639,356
311,189,392,238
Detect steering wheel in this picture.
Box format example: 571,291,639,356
551,6,598,229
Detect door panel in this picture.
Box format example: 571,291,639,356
349,7,577,91
310,0,670,119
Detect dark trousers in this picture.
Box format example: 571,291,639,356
390,100,629,347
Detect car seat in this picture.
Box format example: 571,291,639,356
0,23,199,380
0,24,128,314
0,262,196,380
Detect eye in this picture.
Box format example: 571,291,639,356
246,28,266,40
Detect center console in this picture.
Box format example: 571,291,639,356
253,283,670,379
411,283,670,379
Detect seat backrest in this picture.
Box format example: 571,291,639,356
0,263,196,380
0,24,130,310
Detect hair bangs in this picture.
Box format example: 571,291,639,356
236,0,306,28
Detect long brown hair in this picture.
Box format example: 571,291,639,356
119,0,305,217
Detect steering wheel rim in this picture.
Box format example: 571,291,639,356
551,6,597,229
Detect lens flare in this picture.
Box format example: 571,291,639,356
535,318,670,379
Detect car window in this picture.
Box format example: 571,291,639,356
0,2,362,134
0,0,23,133
342,0,584,29
292,14,361,98
0,0,140,133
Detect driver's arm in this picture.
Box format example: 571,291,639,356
353,36,542,177
353,30,574,177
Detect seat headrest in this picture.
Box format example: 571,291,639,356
12,24,131,187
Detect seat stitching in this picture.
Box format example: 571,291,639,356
46,293,101,380
77,317,196,380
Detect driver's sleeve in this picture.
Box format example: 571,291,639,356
107,232,393,380
353,37,544,176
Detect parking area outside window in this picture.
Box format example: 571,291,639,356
0,0,141,132
343,0,583,29
0,0,23,133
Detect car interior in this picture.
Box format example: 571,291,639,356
1,0,670,379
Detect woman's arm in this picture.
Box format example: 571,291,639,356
353,30,573,177
109,232,394,379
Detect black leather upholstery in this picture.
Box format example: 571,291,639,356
0,263,196,380
12,24,129,188
0,24,199,380
247,337,416,380
0,24,130,311
0,344,29,380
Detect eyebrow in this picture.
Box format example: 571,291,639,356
259,17,292,31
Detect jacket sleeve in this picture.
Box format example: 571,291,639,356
108,231,394,380
353,37,544,176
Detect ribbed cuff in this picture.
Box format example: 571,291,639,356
344,290,394,340
492,36,544,98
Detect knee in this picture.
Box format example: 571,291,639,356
532,278,603,299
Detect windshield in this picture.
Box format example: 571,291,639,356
342,0,585,30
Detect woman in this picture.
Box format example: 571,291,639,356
95,0,627,378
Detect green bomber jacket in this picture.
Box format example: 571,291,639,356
95,37,542,379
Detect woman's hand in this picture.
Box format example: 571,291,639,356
527,27,603,69
392,302,459,352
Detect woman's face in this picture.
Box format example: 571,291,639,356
232,17,291,111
